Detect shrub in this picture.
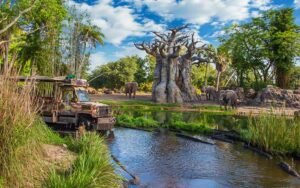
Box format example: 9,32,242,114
116,114,159,128
166,119,214,134
46,133,122,188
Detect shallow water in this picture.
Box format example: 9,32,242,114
109,128,300,188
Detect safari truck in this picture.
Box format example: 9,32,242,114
16,75,115,133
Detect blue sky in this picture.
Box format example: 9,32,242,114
71,0,300,70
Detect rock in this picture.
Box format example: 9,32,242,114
235,87,245,101
62,144,68,148
294,89,300,95
294,110,300,117
244,144,273,159
246,88,256,99
278,161,300,178
256,86,300,108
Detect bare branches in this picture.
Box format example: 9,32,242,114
135,24,211,62
170,24,189,34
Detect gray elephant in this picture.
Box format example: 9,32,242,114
201,86,217,101
125,82,138,99
219,90,238,110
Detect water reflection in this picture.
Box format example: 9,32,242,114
114,106,245,131
109,128,300,188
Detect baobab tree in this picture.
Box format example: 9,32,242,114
135,25,210,103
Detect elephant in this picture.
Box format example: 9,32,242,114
201,86,217,101
125,82,138,99
219,90,238,110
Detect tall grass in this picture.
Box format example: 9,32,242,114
46,133,122,188
241,114,300,155
0,76,61,187
0,76,121,187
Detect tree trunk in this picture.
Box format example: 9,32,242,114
204,62,208,86
167,58,182,103
216,71,221,91
178,58,198,102
152,57,162,101
276,68,289,89
153,57,168,103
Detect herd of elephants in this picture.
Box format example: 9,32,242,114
124,82,241,110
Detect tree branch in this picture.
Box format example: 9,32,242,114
0,1,35,35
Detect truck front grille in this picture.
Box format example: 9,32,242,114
97,106,111,117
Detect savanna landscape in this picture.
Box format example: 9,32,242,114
1,0,300,188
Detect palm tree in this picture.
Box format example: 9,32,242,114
74,24,104,78
215,51,229,91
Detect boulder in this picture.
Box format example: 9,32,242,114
257,86,300,107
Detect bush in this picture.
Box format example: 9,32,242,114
139,82,152,92
116,114,159,128
166,118,214,135
46,133,122,188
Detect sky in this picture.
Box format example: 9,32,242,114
71,0,300,70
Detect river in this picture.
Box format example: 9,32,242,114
109,127,300,188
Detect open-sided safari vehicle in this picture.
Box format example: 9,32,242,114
15,75,115,133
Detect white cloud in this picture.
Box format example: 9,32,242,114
209,30,226,38
89,51,111,70
69,0,165,45
128,0,272,25
250,11,261,18
114,44,146,59
295,0,300,8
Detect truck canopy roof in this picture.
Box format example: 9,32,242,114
5,76,88,87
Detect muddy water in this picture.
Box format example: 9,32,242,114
109,128,300,188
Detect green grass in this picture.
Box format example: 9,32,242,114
116,114,214,134
116,114,159,128
166,120,214,134
100,99,235,116
46,133,122,188
0,77,64,187
239,114,300,155
99,99,179,107
0,77,121,187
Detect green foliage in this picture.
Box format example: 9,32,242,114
191,64,216,88
116,114,159,128
139,82,152,92
46,133,122,188
220,8,300,89
240,114,300,155
166,119,213,134
89,55,155,90
290,66,300,89
89,56,139,89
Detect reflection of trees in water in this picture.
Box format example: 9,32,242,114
115,106,247,131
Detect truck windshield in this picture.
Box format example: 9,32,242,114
76,89,90,102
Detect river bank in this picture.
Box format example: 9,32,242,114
96,97,300,158
0,78,121,188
